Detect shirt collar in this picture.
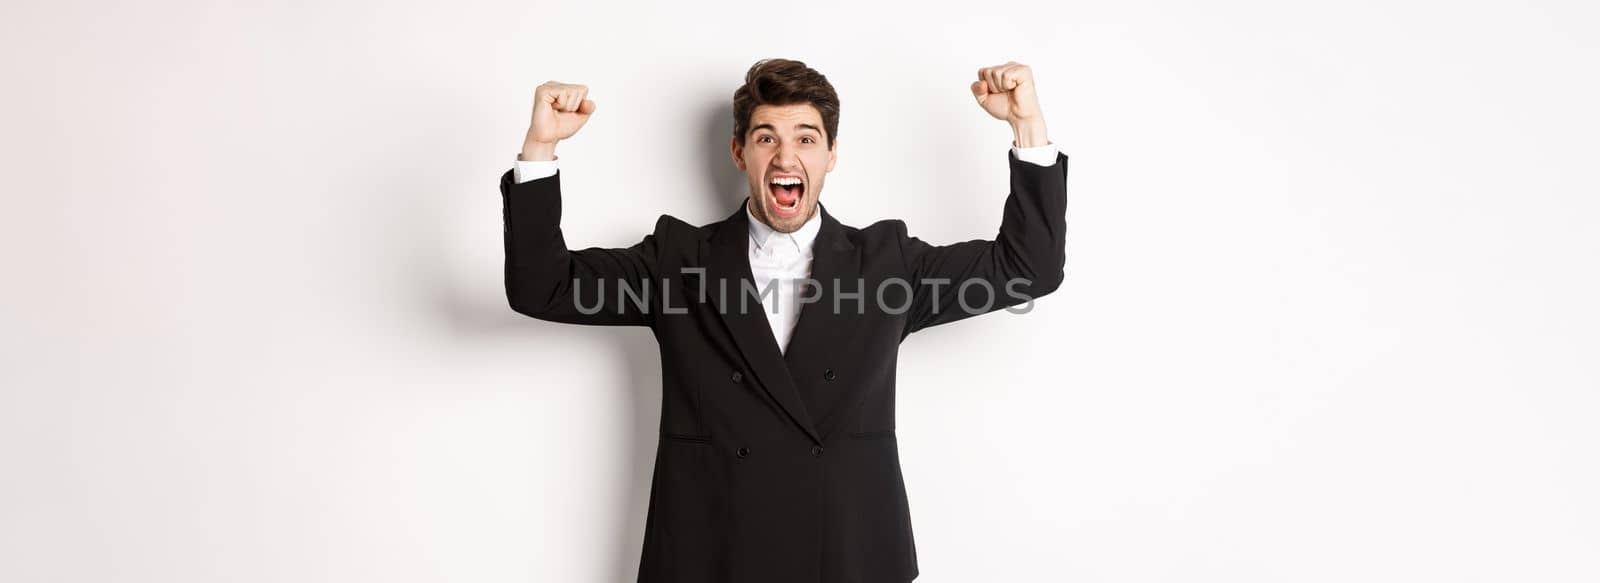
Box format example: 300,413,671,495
746,199,822,256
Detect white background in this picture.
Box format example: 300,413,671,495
3,0,1598,581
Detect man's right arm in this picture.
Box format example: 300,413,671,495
502,81,661,327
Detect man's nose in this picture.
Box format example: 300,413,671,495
773,145,800,169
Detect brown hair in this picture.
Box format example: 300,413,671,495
732,58,840,149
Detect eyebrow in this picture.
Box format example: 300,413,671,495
751,123,823,135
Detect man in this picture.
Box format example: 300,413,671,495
501,58,1067,583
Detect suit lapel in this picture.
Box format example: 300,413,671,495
689,201,828,445
781,204,860,370
781,205,862,439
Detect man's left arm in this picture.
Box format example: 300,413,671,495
898,62,1068,336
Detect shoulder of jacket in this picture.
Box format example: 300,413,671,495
652,213,695,235
857,218,910,241
647,214,707,258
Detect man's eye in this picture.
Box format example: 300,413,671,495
758,136,774,143
801,136,815,144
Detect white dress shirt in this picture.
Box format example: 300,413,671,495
511,143,1059,353
743,202,822,354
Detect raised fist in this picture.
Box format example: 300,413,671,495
970,62,1042,123
526,81,596,148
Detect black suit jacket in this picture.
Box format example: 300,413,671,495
499,150,1068,583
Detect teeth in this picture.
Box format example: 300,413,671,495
769,175,801,212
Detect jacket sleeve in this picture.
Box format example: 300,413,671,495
896,149,1068,337
500,168,662,327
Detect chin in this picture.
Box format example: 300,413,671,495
769,203,816,230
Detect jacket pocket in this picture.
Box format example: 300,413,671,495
660,432,712,445
847,429,895,440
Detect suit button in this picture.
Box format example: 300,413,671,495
731,370,743,383
812,445,824,457
736,447,749,458
823,369,836,381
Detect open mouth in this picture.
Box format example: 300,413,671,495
767,174,804,216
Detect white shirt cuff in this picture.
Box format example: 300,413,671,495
513,156,559,183
1012,143,1059,167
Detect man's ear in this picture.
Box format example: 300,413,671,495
826,137,838,172
730,136,746,171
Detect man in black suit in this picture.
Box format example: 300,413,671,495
501,58,1067,583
